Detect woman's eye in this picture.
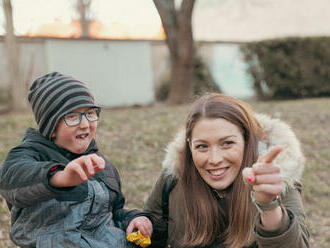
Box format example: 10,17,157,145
195,144,208,149
223,141,234,147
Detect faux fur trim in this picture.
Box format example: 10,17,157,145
162,113,305,191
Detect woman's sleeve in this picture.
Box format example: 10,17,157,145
143,170,170,247
108,165,151,231
255,183,310,248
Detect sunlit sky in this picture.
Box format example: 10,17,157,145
1,0,330,41
0,0,162,38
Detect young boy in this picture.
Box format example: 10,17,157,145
0,72,152,247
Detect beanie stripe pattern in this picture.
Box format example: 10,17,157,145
28,72,96,140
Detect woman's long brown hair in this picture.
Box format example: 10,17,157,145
178,93,262,247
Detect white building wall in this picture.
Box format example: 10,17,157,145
0,39,47,89
1,37,255,106
150,41,255,99
0,42,6,86
210,43,255,99
45,39,154,107
150,41,170,91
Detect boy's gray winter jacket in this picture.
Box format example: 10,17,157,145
0,128,145,248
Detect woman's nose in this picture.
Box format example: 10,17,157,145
208,147,223,165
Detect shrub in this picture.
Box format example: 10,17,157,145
241,37,330,99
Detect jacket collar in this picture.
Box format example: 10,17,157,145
162,114,305,191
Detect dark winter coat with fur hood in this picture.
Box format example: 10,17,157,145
144,114,310,248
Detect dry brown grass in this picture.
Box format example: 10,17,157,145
0,98,329,247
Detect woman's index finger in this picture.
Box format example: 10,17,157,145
258,145,283,163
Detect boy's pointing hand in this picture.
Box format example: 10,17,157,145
49,154,105,188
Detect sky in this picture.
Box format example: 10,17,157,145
193,0,330,41
0,0,162,38
1,0,330,41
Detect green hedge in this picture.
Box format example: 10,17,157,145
241,37,330,99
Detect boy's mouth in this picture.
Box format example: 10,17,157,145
76,133,89,139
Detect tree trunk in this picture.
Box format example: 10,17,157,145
3,0,27,112
153,0,196,104
168,53,194,104
77,0,91,38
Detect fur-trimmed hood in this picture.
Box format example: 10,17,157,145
162,113,305,191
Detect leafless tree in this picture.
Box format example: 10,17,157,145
76,0,92,37
153,0,196,104
3,0,26,112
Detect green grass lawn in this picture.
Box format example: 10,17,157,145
0,98,329,247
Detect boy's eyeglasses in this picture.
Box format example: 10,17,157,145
62,107,101,127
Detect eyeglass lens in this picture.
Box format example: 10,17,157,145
63,108,99,126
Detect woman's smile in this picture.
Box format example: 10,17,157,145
207,167,228,178
190,118,245,190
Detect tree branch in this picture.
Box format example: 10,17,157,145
180,0,196,21
153,0,179,58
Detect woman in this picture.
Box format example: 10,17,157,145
144,93,309,248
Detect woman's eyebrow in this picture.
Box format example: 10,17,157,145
192,135,237,143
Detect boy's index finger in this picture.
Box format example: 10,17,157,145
90,153,105,167
258,145,283,163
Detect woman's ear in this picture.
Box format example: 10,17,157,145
51,132,56,140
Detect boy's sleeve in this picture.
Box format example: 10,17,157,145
0,145,69,208
111,167,152,230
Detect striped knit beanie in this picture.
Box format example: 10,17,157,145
28,72,96,140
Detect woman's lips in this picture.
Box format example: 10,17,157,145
207,167,229,178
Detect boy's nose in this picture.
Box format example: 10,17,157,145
79,114,89,128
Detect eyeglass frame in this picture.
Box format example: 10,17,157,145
62,107,101,127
